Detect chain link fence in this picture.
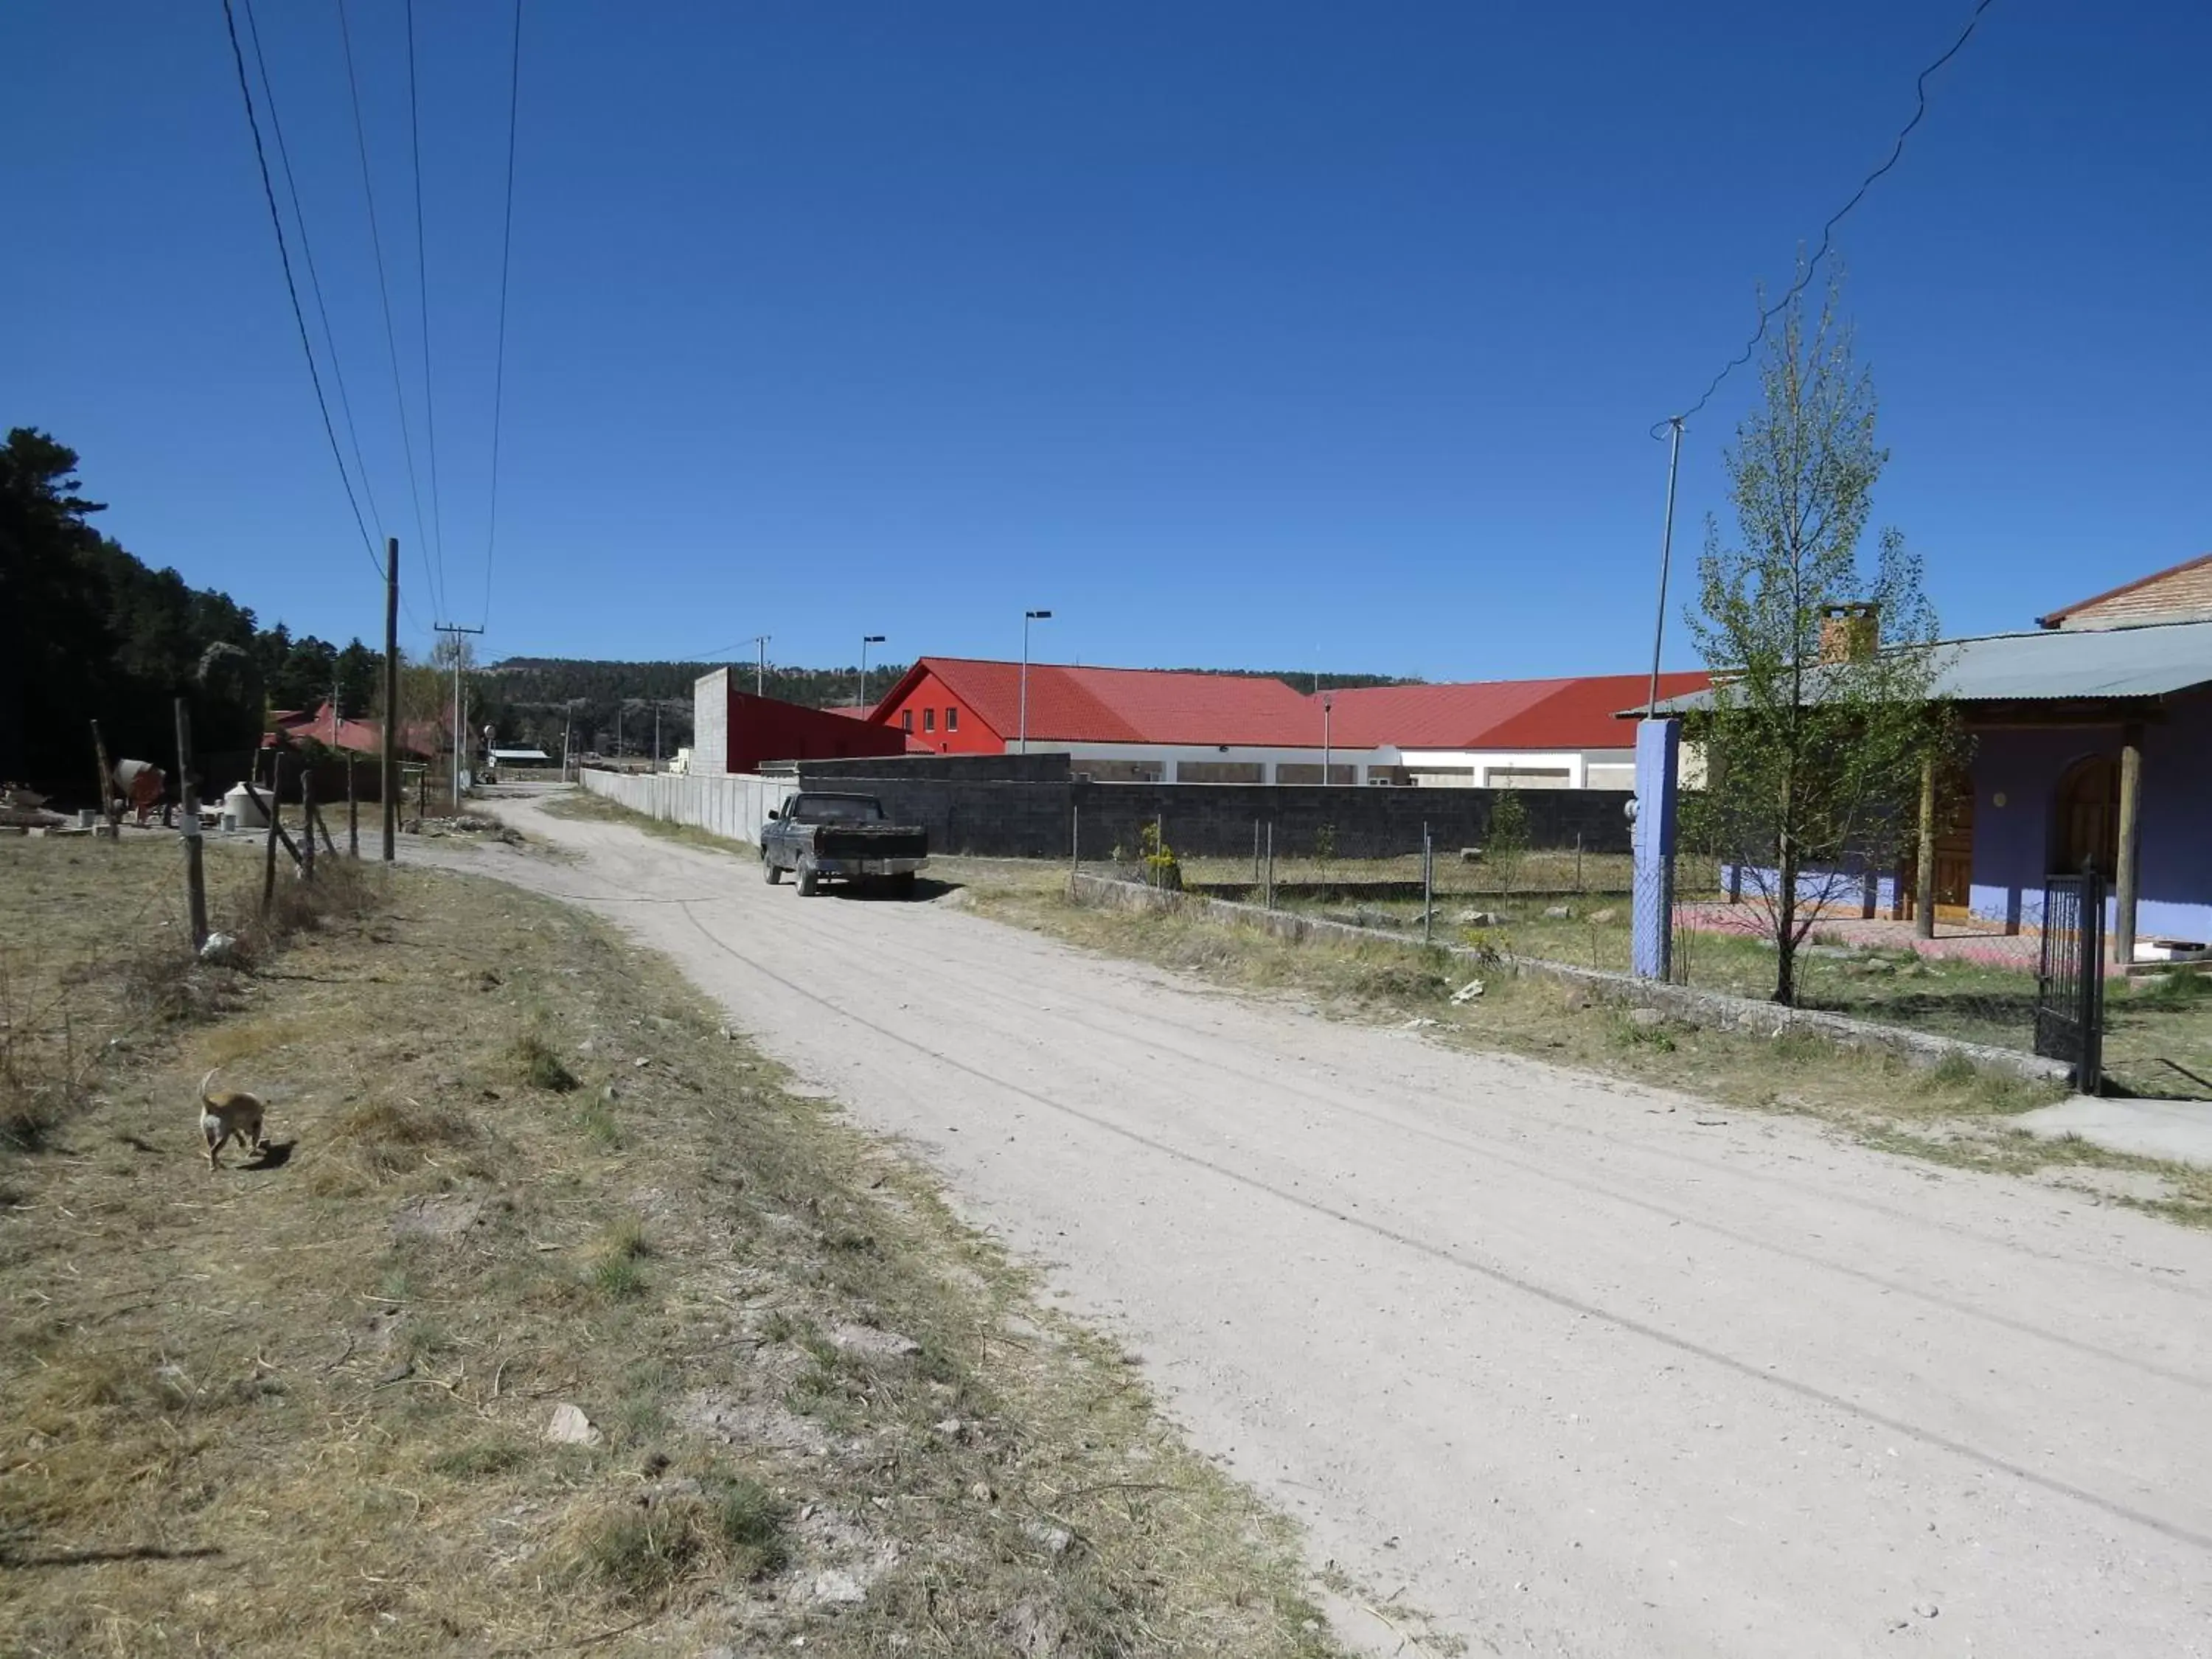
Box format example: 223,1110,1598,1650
1060,802,2202,1096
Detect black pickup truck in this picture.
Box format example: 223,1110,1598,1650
760,793,930,897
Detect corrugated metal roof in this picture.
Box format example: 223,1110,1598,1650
1326,672,1711,748
1642,619,2212,714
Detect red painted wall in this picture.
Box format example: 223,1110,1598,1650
872,668,1002,755
726,689,908,772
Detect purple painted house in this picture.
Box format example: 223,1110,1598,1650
1653,555,2212,964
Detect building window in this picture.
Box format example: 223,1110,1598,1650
946,706,958,733
901,710,913,733
924,709,936,732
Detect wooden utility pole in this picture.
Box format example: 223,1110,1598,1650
2114,726,2143,967
347,755,359,858
381,537,400,863
89,719,119,835
434,622,487,810
175,698,208,951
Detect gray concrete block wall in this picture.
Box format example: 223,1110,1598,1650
784,773,1635,860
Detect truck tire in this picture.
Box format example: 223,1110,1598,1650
796,865,819,897
762,853,781,884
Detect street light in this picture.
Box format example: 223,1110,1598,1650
1321,692,1334,786
859,635,886,716
1019,610,1052,756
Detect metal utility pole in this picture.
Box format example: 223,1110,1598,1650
434,622,486,809
1646,417,1685,719
859,634,885,715
562,698,577,781
381,538,399,862
1020,609,1052,755
751,634,770,698
653,700,661,768
1321,693,1334,785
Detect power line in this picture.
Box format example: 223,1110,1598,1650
404,0,453,627
237,0,384,550
480,0,524,631
335,0,441,619
218,0,382,581
1655,0,1999,434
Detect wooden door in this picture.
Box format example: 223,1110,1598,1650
1934,780,1975,915
2056,756,2119,876
1899,768,1976,921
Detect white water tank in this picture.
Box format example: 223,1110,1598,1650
223,782,268,830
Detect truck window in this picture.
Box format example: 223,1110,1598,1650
790,796,884,824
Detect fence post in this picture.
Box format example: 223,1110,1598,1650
175,698,208,953
2081,868,2106,1094
89,719,119,835
1265,821,1275,909
1575,832,1583,894
1253,818,1262,883
1425,824,1436,937
301,768,316,884
1071,800,1080,888
261,754,283,918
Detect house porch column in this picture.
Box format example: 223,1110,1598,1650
1913,754,1938,940
2115,724,2143,966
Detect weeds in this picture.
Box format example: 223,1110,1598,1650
511,1026,577,1093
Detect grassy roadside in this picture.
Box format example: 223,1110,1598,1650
538,787,754,860
957,867,2212,1230
0,837,1343,1656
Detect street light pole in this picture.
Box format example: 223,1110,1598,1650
1019,610,1052,756
1646,417,1686,719
751,635,770,699
859,634,885,715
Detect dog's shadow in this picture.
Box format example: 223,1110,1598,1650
242,1139,297,1172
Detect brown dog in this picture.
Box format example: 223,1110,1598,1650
198,1068,267,1171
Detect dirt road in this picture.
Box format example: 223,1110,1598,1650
422,794,2212,1657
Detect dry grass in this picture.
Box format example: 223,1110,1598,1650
959,872,2212,1230
0,836,1343,1655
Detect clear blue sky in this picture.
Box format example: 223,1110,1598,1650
4,1,2205,681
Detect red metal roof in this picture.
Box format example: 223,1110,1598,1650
1322,672,1708,750
885,658,1324,746
267,702,436,758
875,660,1711,751
1320,679,1572,748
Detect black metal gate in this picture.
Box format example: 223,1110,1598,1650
2035,871,2106,1093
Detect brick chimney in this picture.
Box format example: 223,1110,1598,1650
1819,602,1879,664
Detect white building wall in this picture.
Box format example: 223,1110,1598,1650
691,667,730,776
1395,744,1697,790
580,765,794,846
1058,740,1391,785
